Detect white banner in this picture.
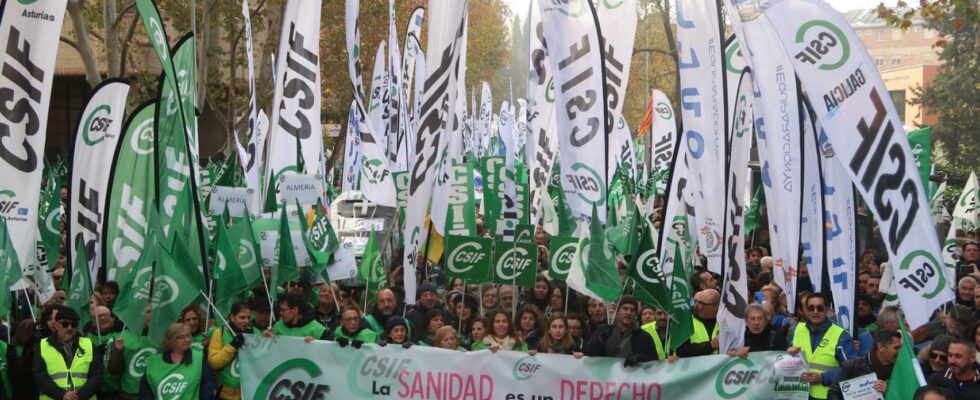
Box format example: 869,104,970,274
342,102,361,193
676,0,727,274
801,110,826,293
943,172,978,281
388,0,408,172
478,82,493,157
0,0,68,270
401,6,425,110
240,0,264,214
538,0,609,223
69,79,131,281
723,0,804,312
650,89,677,193
817,125,858,333
430,16,469,237
401,0,468,304
595,0,638,184
609,116,636,183
526,0,559,225
368,41,389,157
760,0,952,327
718,70,754,353
265,0,324,198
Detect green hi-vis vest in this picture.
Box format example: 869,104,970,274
39,337,96,400
190,333,205,352
218,329,242,389
690,318,720,354
273,319,326,339
145,349,203,400
640,322,666,360
120,330,159,394
89,332,121,394
0,340,11,398
792,323,845,399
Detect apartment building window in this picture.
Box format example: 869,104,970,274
876,30,883,41
875,57,884,66
891,56,901,66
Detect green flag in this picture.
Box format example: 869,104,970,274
628,222,671,310
667,243,695,352
492,240,536,287
272,204,300,291
885,318,926,399
445,235,492,282
548,236,576,281
907,127,932,199
0,218,24,317
231,208,263,289
300,198,337,270
149,234,204,343
608,202,640,257
213,214,247,316
744,186,763,235
37,176,62,264
553,187,578,237
113,206,162,335
67,240,95,328
585,205,623,301
357,231,386,293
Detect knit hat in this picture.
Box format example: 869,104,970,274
57,307,80,322
418,282,438,298
386,316,412,338
951,304,975,327
931,334,953,353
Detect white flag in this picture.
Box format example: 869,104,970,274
526,0,559,225
818,124,858,333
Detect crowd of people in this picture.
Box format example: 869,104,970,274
1,187,978,399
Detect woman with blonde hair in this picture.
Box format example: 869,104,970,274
433,326,466,351
140,323,216,399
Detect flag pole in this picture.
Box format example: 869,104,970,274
198,290,236,335
20,288,36,322
563,285,570,316
259,267,276,323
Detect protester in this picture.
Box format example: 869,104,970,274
858,306,901,356
956,277,977,310
106,309,158,399
250,298,272,332
207,302,250,400
180,305,208,351
407,282,447,332
139,323,215,399
926,339,980,400
314,283,341,332
827,330,902,400
474,310,527,352
498,286,516,313
379,317,413,348
516,304,545,350
433,326,465,351
920,335,954,377
586,298,606,333
33,307,103,400
264,293,329,342
332,304,378,346
363,288,401,334
521,277,553,316
87,306,123,397
677,289,720,357
584,297,659,366
480,284,498,312
913,385,948,400
737,303,787,355
468,317,489,349
535,316,584,357
787,293,857,400
415,309,446,346
956,241,980,283
566,313,589,341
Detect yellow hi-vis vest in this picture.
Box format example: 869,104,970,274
39,337,97,400
640,322,666,360
690,318,720,354
792,323,845,399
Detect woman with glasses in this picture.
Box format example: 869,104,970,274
332,305,379,346
140,323,216,400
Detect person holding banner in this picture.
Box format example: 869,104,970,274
787,293,857,400
677,289,721,357
332,305,379,346
473,310,527,352
140,323,215,400
363,289,402,335
826,329,902,400
378,317,414,348
32,305,103,400
734,304,788,356
534,316,584,358
263,293,328,342
207,302,251,400
584,297,659,366
433,326,466,351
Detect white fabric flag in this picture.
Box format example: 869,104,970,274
608,116,636,184
240,0,264,213
401,6,426,107
388,0,409,172
345,0,397,207
538,0,609,223
718,70,754,353
341,102,361,193
478,83,493,157
265,0,324,188
759,0,953,328
943,172,978,281
401,0,468,304
817,124,858,333
676,0,727,274
0,0,68,270
595,0,638,186
368,41,389,154
430,18,469,236
69,80,131,281
723,0,804,312
649,89,678,193
526,0,559,225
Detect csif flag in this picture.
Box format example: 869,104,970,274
213,213,247,317
67,240,95,328
0,218,24,317
149,233,204,343
357,231,386,293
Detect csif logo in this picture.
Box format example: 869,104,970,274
0,190,22,216
496,246,532,280
512,355,542,381
82,105,114,145
361,158,386,185
794,20,850,71
566,163,606,206
150,276,180,308
552,0,589,18
714,357,769,398
129,347,158,377
899,249,946,300
447,241,485,274
254,358,328,400
129,116,155,155
550,241,576,274
634,249,664,284
655,102,673,120
157,373,189,397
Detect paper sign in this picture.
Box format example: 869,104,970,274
773,354,810,400
209,186,251,216
280,174,323,205
840,373,883,400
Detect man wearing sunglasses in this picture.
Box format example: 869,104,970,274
32,307,104,400
788,292,857,399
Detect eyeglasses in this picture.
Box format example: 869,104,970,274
929,352,947,361
342,316,360,322
59,320,78,328
807,305,826,312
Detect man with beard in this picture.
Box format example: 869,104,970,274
927,339,980,399
33,307,104,400
407,282,448,331
364,289,403,334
